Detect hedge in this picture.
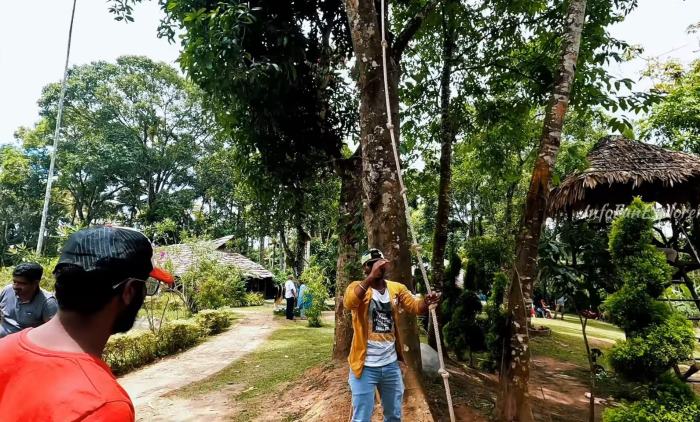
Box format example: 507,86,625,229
243,292,265,306
104,308,236,375
103,331,159,375
195,308,237,335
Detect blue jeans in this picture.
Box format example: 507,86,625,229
348,360,404,422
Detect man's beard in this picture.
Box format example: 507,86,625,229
111,291,145,334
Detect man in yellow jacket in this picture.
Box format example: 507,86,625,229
344,248,440,422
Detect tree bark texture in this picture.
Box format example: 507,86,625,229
344,0,432,419
429,3,456,350
294,224,310,277
498,1,588,421
333,153,363,360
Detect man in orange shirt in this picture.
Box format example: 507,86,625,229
0,226,173,421
344,248,440,422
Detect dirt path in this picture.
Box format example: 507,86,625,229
119,306,280,421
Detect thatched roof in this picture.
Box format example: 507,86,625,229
549,136,700,214
156,236,274,280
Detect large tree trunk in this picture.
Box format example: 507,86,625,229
498,1,588,421
503,181,517,234
294,224,309,277
429,2,456,351
344,0,433,419
333,153,363,360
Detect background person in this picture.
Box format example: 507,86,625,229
344,248,440,422
554,295,567,320
297,279,310,319
539,298,553,318
0,226,173,421
284,275,297,320
0,262,57,338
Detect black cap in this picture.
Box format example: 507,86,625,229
56,226,173,285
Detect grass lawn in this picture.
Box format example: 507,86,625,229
175,321,334,421
533,316,625,344
530,316,624,368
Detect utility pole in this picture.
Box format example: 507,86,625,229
36,0,78,255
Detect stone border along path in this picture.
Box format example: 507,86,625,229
119,305,281,421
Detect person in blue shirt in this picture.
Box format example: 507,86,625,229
297,280,310,319
0,263,58,338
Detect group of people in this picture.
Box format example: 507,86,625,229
281,275,311,320
0,225,438,422
0,226,174,420
533,296,567,320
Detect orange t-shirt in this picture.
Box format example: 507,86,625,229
0,329,134,421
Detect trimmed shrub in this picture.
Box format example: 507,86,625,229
603,198,696,417
103,330,159,375
604,376,700,422
243,292,265,306
482,271,509,372
604,400,700,422
104,309,238,375
463,236,510,292
157,319,204,356
443,290,484,364
609,314,695,382
603,284,670,335
195,308,236,335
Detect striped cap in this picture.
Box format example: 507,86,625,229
360,248,385,266
56,226,173,286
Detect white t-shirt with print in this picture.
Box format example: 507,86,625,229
365,288,398,367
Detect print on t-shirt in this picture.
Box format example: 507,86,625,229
370,298,393,334
365,288,398,367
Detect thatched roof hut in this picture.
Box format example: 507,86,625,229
549,136,700,214
156,236,276,297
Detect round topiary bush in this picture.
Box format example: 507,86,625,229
603,198,696,419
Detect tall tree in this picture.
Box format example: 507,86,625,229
108,0,361,351
498,0,588,420
332,151,364,359
343,0,437,416
644,60,700,153
0,142,65,262
27,56,214,227
431,0,457,298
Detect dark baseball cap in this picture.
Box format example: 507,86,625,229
56,226,174,286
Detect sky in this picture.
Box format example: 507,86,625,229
0,0,179,145
0,0,699,145
607,0,699,92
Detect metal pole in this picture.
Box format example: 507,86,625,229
36,0,78,255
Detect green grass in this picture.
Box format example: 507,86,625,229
175,321,334,421
530,317,624,366
533,316,625,344
530,331,600,369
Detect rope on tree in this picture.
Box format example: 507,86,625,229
379,1,455,420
